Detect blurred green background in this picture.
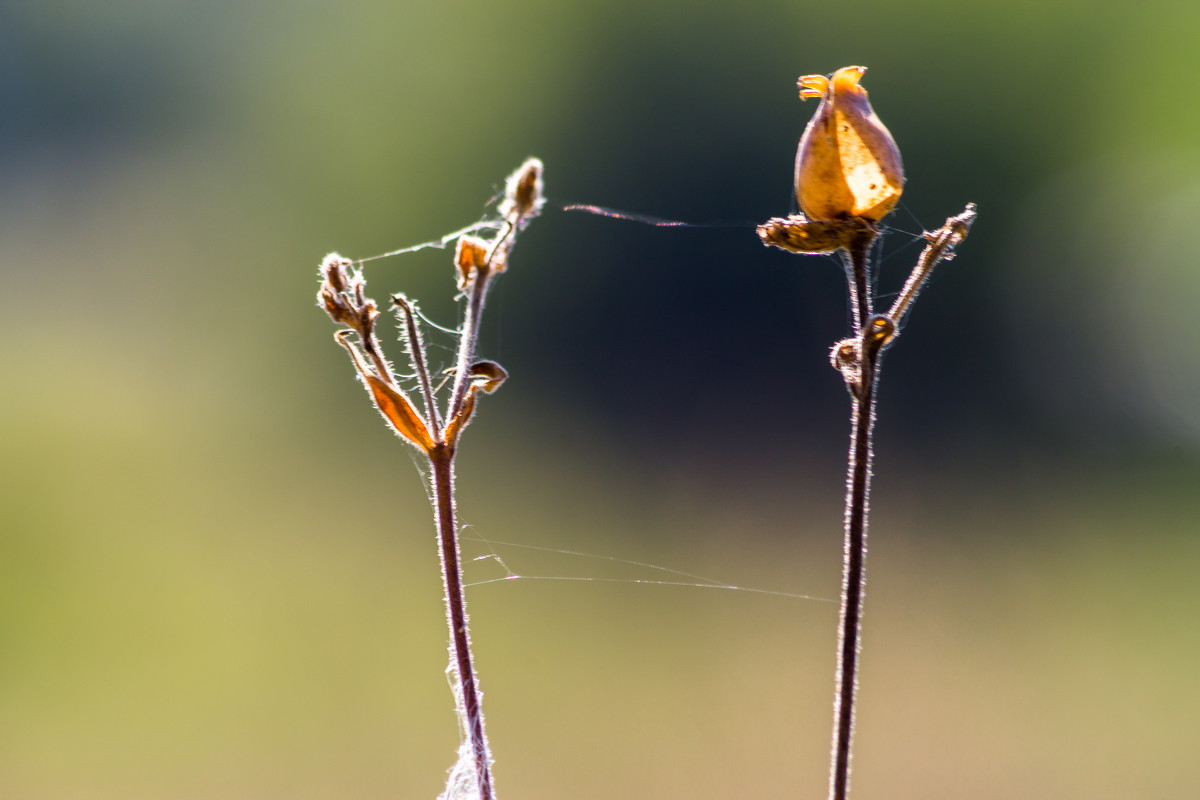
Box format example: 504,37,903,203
2,1,1199,797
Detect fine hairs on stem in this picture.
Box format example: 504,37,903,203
759,66,976,799
316,158,545,800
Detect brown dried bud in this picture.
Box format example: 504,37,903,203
499,157,545,223
321,253,351,292
357,299,379,337
318,253,366,328
455,235,491,289
831,338,860,373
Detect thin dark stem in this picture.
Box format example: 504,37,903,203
427,260,501,800
430,447,495,800
361,330,396,388
841,233,874,330
447,269,493,420
829,237,880,800
826,206,975,799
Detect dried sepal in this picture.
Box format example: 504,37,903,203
831,337,861,386
320,286,357,327
795,66,904,223
757,214,877,255
362,373,436,452
441,387,477,446
334,330,434,452
468,360,508,394
441,361,507,445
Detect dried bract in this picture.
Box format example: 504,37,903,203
468,360,508,394
455,235,492,290
758,214,877,255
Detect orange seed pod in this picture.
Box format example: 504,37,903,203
794,66,904,222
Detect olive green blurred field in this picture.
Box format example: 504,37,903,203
2,2,1199,798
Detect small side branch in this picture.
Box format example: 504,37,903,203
887,203,977,326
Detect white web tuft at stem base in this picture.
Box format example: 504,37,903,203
438,662,493,800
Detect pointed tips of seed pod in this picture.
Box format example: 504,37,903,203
798,74,828,100
830,65,867,91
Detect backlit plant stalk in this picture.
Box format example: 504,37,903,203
317,158,545,800
759,67,975,800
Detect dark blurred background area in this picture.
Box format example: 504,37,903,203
2,2,1198,798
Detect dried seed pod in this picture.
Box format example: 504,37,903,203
794,66,904,222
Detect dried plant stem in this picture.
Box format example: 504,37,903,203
318,158,544,800
430,444,495,800
394,296,442,431
826,206,976,800
430,266,500,800
829,234,879,800
842,233,874,332
448,270,493,418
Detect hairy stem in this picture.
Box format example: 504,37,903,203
429,261,501,800
430,446,494,800
394,295,442,434
829,236,879,800
448,269,493,421
840,233,874,330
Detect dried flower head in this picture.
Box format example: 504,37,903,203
795,66,904,222
318,252,378,335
